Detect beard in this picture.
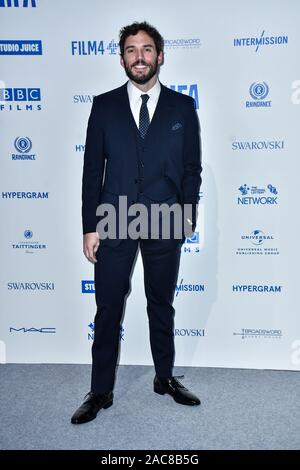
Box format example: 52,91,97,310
124,58,159,85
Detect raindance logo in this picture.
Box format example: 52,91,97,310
237,229,279,256
88,322,124,341
164,38,201,49
12,137,36,160
246,82,271,108
233,30,288,52
233,328,282,339
237,184,278,205
11,229,47,253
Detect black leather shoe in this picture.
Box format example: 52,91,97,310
154,375,201,406
71,391,113,424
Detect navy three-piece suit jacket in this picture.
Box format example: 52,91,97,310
82,82,202,241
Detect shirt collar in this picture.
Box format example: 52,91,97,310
127,79,161,104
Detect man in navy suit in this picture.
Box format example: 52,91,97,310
71,21,202,424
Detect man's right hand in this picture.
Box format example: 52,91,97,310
83,232,100,264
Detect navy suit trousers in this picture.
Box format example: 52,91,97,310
91,237,182,394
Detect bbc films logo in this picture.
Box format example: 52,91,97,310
11,229,47,253
12,137,36,160
233,30,288,52
233,328,282,339
0,87,41,111
0,40,42,55
237,183,278,205
236,229,279,256
246,82,271,108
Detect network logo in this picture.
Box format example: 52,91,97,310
71,39,118,56
237,184,278,205
233,328,282,339
12,136,36,160
9,327,55,333
164,38,201,49
175,278,205,297
0,40,42,55
0,0,36,6
168,84,199,109
88,322,124,341
11,229,47,253
233,30,288,52
246,82,271,108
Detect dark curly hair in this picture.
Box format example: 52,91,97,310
119,21,164,57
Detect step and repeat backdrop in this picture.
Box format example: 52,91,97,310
1,0,300,370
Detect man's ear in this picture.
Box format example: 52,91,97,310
158,51,164,66
120,56,124,68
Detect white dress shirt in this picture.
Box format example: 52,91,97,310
127,79,161,128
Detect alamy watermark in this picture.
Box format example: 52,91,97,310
96,196,197,240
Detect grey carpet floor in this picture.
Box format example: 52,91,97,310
0,364,299,450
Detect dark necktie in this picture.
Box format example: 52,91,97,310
139,94,150,139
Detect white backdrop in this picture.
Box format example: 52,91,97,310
1,0,300,371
